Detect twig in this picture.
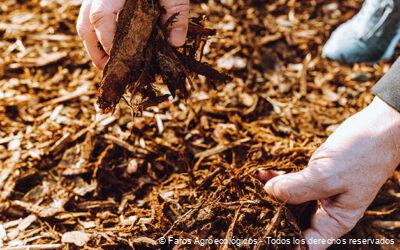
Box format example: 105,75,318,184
33,88,96,110
195,138,251,159
103,134,137,154
162,204,203,239
2,244,63,250
220,205,242,250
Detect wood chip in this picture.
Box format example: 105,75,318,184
61,231,90,247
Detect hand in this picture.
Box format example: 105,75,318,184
76,0,190,69
260,97,400,249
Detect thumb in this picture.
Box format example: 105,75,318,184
264,168,339,204
160,0,190,47
89,0,126,54
303,196,364,249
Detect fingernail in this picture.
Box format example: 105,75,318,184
169,28,186,47
264,180,274,192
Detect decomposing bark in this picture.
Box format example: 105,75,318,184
97,0,160,113
97,0,231,113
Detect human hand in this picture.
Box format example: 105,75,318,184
76,0,190,69
260,97,400,249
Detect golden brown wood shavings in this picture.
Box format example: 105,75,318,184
0,0,399,249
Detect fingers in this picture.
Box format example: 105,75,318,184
89,0,125,54
257,170,284,182
304,195,364,249
89,0,191,53
77,0,109,69
160,0,190,47
264,166,342,204
78,0,189,69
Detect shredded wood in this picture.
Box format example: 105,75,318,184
0,0,399,249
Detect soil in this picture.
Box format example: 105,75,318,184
0,0,399,249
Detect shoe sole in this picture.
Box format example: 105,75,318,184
324,30,400,65
381,31,400,60
357,32,400,65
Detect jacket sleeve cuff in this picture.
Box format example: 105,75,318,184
372,57,400,112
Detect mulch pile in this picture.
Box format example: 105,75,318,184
0,0,399,249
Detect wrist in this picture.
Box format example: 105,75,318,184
369,96,400,130
367,96,400,166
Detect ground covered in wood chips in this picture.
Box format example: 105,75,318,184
0,0,399,249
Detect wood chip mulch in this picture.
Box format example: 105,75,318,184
0,0,399,249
